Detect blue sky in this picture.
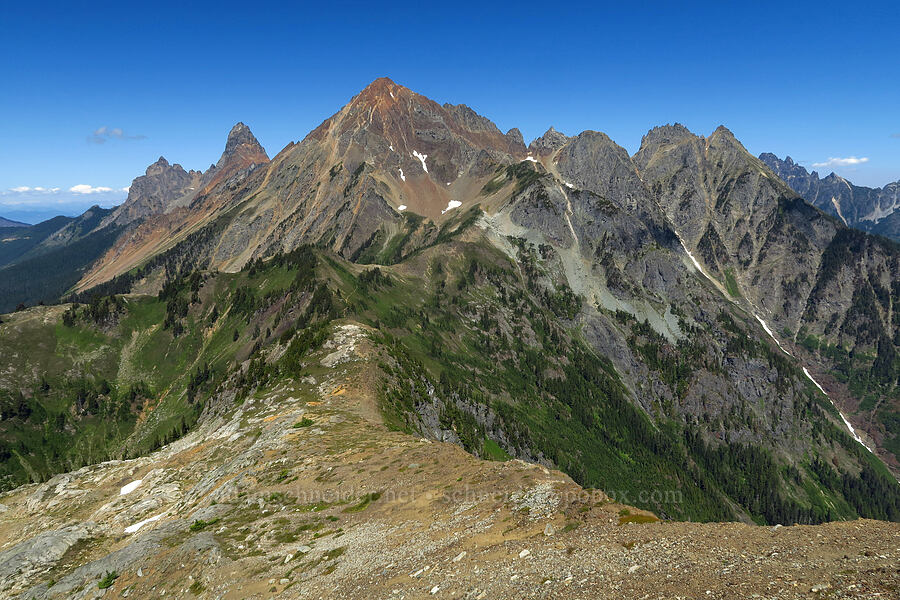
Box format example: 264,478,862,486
1,0,899,223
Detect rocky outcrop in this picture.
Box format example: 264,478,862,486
0,523,96,592
107,157,201,227
78,78,531,286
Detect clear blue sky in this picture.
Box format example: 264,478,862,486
2,0,899,223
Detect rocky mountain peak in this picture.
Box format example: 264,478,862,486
146,156,173,176
298,78,526,219
760,153,819,182
356,76,401,100
711,124,736,139
505,127,524,147
638,123,695,148
341,77,419,118
105,154,201,227
706,125,754,159
528,126,570,155
216,122,269,171
762,152,900,240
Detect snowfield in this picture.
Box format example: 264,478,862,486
120,480,142,495
441,200,462,214
124,513,162,534
412,151,428,173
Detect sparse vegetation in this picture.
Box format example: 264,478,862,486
97,571,119,589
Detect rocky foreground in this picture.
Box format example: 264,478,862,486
0,323,897,599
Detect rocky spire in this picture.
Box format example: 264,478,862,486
214,122,269,172
528,126,570,155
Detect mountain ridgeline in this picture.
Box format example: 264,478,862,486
1,78,899,526
760,152,900,241
0,217,28,228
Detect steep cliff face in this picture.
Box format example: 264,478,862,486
634,124,893,346
75,123,270,290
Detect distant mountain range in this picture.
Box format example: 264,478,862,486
760,153,900,241
0,216,28,228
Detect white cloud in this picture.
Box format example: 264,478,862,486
69,184,114,194
88,126,146,144
6,186,60,194
812,156,869,168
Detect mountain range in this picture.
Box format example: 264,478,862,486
0,217,28,228
760,153,900,241
0,77,898,597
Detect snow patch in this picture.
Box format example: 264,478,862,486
677,236,712,283
412,151,428,173
397,205,407,211
398,168,405,182
124,513,162,534
120,480,142,495
525,156,537,163
802,367,827,395
803,368,874,453
389,144,394,151
753,314,791,355
441,200,462,214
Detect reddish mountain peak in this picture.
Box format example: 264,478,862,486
345,77,433,119
198,122,270,192
217,122,269,170
356,76,401,99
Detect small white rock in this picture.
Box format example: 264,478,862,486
452,551,466,562
518,549,531,558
